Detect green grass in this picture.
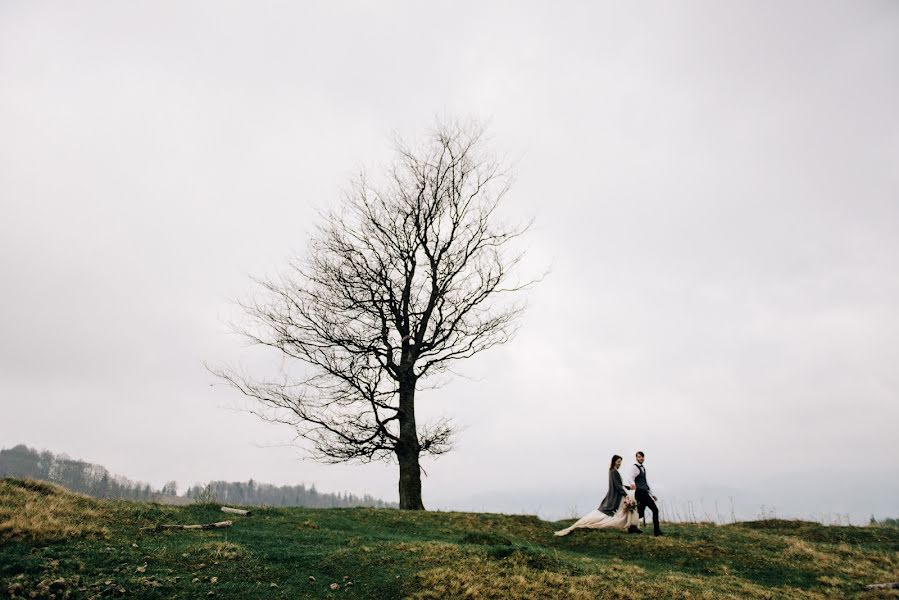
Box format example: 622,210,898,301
1,478,897,599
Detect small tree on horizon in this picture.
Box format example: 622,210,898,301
214,121,534,510
161,480,178,496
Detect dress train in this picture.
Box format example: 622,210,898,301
554,493,639,536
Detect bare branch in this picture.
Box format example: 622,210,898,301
212,119,535,507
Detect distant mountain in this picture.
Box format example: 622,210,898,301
0,444,396,509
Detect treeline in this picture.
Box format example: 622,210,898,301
0,444,163,501
184,480,396,508
870,516,899,528
0,444,396,509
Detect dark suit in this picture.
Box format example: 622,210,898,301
634,463,661,535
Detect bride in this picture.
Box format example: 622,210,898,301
554,454,640,536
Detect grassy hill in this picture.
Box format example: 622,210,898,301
1,478,897,599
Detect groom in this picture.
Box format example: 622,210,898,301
627,451,663,536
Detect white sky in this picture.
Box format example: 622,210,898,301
2,1,897,523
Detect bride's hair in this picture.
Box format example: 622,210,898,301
610,454,622,469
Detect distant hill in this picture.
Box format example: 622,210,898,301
1,477,897,598
0,444,164,502
0,444,396,509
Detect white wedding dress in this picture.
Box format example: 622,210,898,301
554,491,640,536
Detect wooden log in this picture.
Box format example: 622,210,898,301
221,506,251,516
140,520,233,532
865,582,899,590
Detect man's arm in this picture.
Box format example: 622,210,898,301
625,465,639,489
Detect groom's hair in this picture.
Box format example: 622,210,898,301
636,451,645,457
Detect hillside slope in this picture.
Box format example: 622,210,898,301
1,478,897,599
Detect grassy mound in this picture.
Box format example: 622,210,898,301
0,478,109,543
1,479,897,598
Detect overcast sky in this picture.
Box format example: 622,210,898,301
2,1,897,523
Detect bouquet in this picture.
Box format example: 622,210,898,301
622,496,638,513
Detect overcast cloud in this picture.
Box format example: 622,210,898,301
2,1,897,523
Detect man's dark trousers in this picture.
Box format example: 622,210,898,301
636,489,661,535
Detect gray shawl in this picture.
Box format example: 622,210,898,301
598,468,626,516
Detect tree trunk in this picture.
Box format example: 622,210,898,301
140,520,233,532
221,506,252,516
396,377,424,510
865,583,899,590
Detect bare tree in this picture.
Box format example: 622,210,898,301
215,121,533,509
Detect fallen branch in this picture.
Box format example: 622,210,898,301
221,506,251,516
865,582,899,590
140,520,233,532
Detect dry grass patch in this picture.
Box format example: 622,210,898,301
407,551,836,600
0,478,108,542
777,536,898,583
782,537,833,563
395,540,466,564
187,540,245,560
409,559,607,600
